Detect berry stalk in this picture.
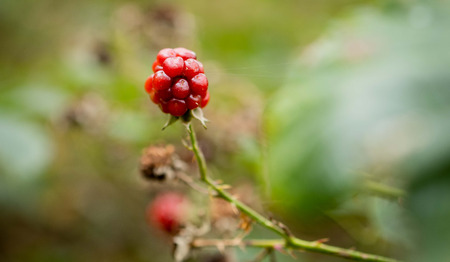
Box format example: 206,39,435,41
187,123,401,262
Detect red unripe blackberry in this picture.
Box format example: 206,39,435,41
163,57,185,78
190,73,208,97
153,71,171,91
184,59,200,79
186,94,202,110
146,48,210,115
147,192,189,234
174,47,196,60
172,78,190,99
144,75,154,94
201,91,210,108
167,99,188,116
157,48,176,64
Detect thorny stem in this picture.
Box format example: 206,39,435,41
188,124,286,237
187,123,401,262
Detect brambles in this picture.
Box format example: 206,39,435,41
141,48,399,262
147,192,190,234
145,48,210,117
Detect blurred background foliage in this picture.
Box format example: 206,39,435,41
1,0,449,261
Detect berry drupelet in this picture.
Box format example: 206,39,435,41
145,48,210,117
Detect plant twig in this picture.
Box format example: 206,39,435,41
251,248,271,262
177,172,212,195
188,124,286,237
269,248,277,262
187,123,401,262
363,181,406,200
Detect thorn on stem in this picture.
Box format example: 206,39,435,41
314,238,329,245
181,139,193,150
270,218,294,238
183,122,192,133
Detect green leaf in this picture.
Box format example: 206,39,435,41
265,6,450,260
0,115,53,180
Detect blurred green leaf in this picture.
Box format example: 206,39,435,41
0,115,53,179
6,85,70,119
266,5,450,260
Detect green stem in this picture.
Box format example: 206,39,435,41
187,124,400,262
188,124,208,181
192,238,282,248
188,124,286,237
364,181,406,200
192,238,399,262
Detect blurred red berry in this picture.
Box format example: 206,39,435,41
149,90,158,104
152,60,162,72
147,192,189,234
144,75,154,94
